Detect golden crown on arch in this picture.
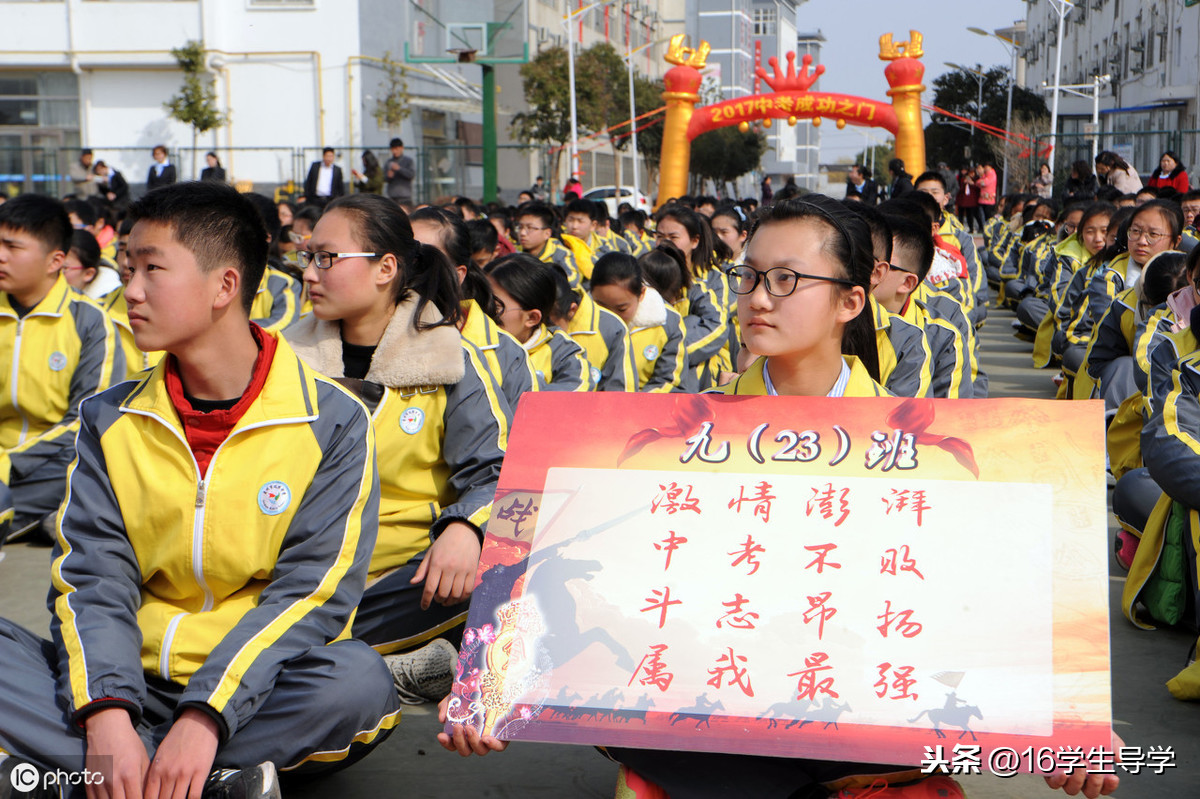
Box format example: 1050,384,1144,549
879,30,924,60
665,34,710,69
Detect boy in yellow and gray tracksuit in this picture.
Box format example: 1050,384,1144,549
250,265,303,332
0,183,399,785
628,285,692,392
561,288,637,391
0,198,124,541
459,297,537,412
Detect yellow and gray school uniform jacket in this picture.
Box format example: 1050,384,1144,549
1032,236,1091,368
50,333,379,738
717,354,889,397
1082,286,1141,385
459,298,536,413
591,228,632,258
0,275,123,482
623,229,651,257
534,238,583,290
627,286,691,393
524,323,593,392
250,266,303,332
982,213,1008,255
565,291,636,391
898,297,972,398
678,277,728,386
102,287,163,378
915,284,987,397
286,300,508,576
870,295,932,398
942,218,988,323
1078,253,1127,339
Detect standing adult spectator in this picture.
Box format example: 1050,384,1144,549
353,149,384,194
1063,160,1098,203
888,158,914,199
937,161,958,206
976,162,998,220
1147,151,1189,194
955,166,981,233
68,149,98,198
530,175,548,201
761,175,773,203
199,151,226,182
563,177,584,202
1095,151,1142,194
1029,162,1054,199
304,146,345,205
92,160,129,211
844,165,878,205
145,144,176,191
384,137,415,206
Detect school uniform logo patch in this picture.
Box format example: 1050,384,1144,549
258,481,291,516
48,352,67,372
399,407,425,435
590,366,601,385
643,344,659,361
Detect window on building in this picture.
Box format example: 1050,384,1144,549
0,72,79,128
752,7,776,37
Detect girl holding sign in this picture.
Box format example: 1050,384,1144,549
440,195,1119,799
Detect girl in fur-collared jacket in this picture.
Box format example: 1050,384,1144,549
590,251,692,393
285,194,510,704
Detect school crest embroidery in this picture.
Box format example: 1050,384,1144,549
399,407,425,435
643,344,659,361
48,352,67,372
258,481,291,515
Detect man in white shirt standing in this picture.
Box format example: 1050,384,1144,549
304,146,345,206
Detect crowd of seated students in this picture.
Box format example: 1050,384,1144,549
0,168,1134,798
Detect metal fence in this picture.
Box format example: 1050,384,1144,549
1032,129,1200,191
3,144,532,206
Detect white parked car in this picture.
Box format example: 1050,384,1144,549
581,185,652,218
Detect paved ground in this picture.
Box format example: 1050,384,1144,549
1,305,1195,797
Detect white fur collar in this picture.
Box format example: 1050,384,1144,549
285,297,464,388
630,286,667,330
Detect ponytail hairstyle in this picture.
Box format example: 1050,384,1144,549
591,252,643,294
655,203,719,277
746,194,881,382
485,253,557,327
638,242,692,305
1139,250,1188,310
325,194,461,330
409,205,498,318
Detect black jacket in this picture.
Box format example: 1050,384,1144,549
889,172,914,200
846,178,878,205
304,162,345,200
200,166,227,183
146,163,177,191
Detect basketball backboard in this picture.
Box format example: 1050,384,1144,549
404,0,529,64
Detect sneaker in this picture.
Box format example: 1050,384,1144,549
384,638,458,704
833,776,965,798
0,755,62,799
202,762,280,799
1114,530,1140,571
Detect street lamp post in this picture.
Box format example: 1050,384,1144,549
564,0,619,181
1046,0,1074,174
967,26,1018,194
945,62,986,163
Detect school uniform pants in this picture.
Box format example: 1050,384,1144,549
352,550,469,655
1112,468,1161,538
1094,356,1137,412
1015,296,1050,335
0,617,400,791
1062,344,1087,377
606,746,922,799
1,446,75,542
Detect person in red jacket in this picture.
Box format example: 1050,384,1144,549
1146,151,1190,194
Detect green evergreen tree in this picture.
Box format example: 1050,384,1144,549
164,41,226,177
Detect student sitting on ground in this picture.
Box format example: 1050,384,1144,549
286,194,509,704
0,194,123,545
0,182,400,799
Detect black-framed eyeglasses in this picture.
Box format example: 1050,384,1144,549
727,264,854,297
887,263,915,275
297,250,377,270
